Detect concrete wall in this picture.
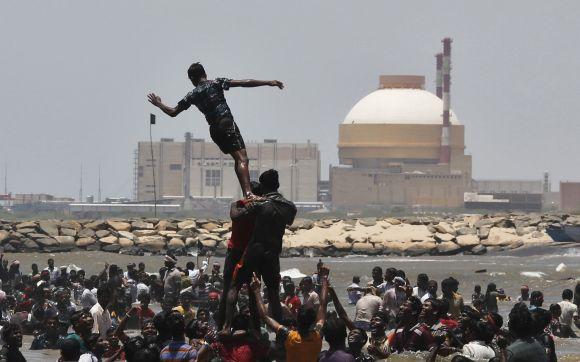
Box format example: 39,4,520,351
561,182,580,211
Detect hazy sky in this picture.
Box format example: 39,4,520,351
1,1,579,199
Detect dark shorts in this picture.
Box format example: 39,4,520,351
223,247,244,288
209,117,246,154
236,243,280,290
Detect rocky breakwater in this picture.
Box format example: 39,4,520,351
0,214,578,257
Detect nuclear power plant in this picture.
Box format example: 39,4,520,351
331,38,473,209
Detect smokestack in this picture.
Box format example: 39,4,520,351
183,132,192,199
439,37,452,164
435,53,443,99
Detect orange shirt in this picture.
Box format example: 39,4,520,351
278,325,322,362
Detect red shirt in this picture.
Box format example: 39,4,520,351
284,295,301,315
228,200,255,250
212,339,268,362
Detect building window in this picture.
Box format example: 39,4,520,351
250,170,259,181
205,170,221,186
169,164,182,171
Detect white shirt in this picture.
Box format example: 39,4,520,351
44,266,60,283
90,302,112,338
79,353,99,362
412,287,428,300
80,288,97,309
462,341,496,360
354,295,382,323
302,290,320,310
420,292,434,303
558,300,578,327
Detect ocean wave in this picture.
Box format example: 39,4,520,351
520,271,547,278
280,268,307,279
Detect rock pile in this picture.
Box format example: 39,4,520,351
0,213,577,257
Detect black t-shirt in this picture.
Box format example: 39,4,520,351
177,78,233,124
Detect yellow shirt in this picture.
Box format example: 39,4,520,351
172,305,196,325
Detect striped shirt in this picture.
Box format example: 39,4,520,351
160,341,198,362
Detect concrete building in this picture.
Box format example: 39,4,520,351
560,182,580,212
137,136,320,202
331,74,472,209
473,180,543,194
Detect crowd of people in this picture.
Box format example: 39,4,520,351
0,167,578,361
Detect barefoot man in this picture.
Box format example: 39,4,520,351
147,62,283,198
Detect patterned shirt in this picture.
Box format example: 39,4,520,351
160,341,198,362
177,78,233,124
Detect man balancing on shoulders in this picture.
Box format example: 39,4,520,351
220,170,297,334
148,63,284,198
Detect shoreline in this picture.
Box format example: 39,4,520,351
0,213,578,257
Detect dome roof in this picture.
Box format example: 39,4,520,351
343,88,460,125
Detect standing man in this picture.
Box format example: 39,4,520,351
148,63,284,197
222,169,297,331
162,254,182,302
90,286,112,338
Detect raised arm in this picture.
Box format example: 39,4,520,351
147,93,185,117
250,273,281,332
229,79,284,89
316,266,330,326
329,286,355,330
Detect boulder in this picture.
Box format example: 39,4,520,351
405,241,436,256
456,234,480,247
2,244,16,252
86,243,101,251
118,238,134,248
99,236,118,245
436,242,461,255
467,244,487,255
314,220,334,228
200,222,220,232
508,240,524,250
371,224,433,243
198,233,222,242
59,220,82,231
132,220,154,230
155,220,178,231
23,239,39,250
0,230,9,243
38,220,59,237
200,238,218,248
133,229,158,237
456,227,477,236
78,228,96,238
359,218,377,227
433,222,456,235
16,228,35,235
352,242,376,254
384,218,401,225
95,230,111,238
434,233,455,242
185,238,197,247
482,227,519,246
102,244,122,252
76,237,95,247
117,231,135,241
136,236,166,252
60,228,77,237
177,219,196,230
107,220,131,232
329,241,352,252
478,226,491,239
55,236,75,246
84,220,107,230
289,219,314,231
15,221,36,229
8,239,22,248
211,228,230,236
29,233,50,240
36,237,59,247
168,238,185,250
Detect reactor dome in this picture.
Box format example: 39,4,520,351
338,75,465,167
343,88,459,125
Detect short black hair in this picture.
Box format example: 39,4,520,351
323,317,347,346
563,289,573,300
549,303,561,314
508,302,534,338
259,169,279,192
188,62,206,81
296,305,316,335
60,337,81,361
250,181,262,196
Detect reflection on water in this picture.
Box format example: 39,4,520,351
11,246,580,361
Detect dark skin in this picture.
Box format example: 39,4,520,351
148,76,284,197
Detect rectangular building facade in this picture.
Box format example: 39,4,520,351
137,137,320,202
473,180,543,194
561,182,580,212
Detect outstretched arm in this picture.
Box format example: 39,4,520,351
251,273,281,332
229,79,284,89
329,286,355,330
315,266,330,327
147,93,185,117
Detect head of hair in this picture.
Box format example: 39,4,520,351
250,180,262,196
259,169,279,192
2,323,20,345
296,305,316,336
232,313,250,331
166,311,185,338
407,296,423,316
508,302,534,338
563,288,573,300
530,291,544,306
353,276,360,284
474,284,481,292
395,269,406,279
417,273,428,285
323,317,347,347
187,62,206,82
60,337,81,361
186,261,194,269
550,303,562,315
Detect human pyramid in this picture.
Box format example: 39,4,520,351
148,62,298,335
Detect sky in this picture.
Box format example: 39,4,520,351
1,1,579,199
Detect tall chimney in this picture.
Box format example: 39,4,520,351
435,53,443,99
439,38,452,164
183,132,192,198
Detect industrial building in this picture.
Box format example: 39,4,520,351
560,182,580,212
331,39,472,210
136,136,320,202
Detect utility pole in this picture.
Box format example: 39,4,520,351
150,114,157,217
79,163,83,202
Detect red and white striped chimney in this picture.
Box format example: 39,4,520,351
435,53,443,99
439,37,452,164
